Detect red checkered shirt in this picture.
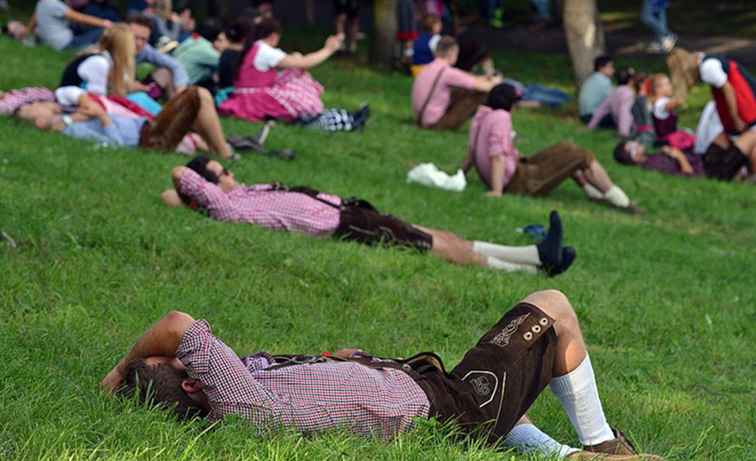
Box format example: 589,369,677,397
178,169,342,236
177,321,430,438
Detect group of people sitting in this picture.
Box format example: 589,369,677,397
1,5,751,460
578,51,756,182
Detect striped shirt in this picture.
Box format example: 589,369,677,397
178,169,342,236
176,320,430,438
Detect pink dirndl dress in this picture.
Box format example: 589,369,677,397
219,41,325,122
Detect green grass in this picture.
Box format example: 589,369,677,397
1,28,755,461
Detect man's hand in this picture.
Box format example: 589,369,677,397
734,116,747,134
100,367,125,394
324,34,344,52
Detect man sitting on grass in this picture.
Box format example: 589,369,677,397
100,291,664,460
6,86,233,159
161,156,576,276
412,36,502,130
462,83,641,213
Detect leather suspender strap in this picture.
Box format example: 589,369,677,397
416,67,447,127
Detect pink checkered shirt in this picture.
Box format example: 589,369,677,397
178,169,342,236
177,321,430,438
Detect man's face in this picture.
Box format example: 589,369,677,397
603,62,615,77
129,23,151,53
626,141,647,164
206,160,237,192
17,102,62,130
213,32,230,52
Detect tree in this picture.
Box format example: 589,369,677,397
371,0,398,69
563,0,606,85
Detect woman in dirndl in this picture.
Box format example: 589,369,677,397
219,18,369,132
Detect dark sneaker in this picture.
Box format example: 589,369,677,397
548,246,576,277
578,427,664,460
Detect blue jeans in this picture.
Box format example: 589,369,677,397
641,0,670,41
65,28,104,50
522,84,569,108
530,0,551,20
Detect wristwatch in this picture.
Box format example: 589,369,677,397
62,115,73,126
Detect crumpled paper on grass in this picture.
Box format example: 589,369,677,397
407,163,466,192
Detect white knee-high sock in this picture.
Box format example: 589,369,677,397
603,186,630,208
549,355,615,446
504,423,579,458
485,256,538,274
582,183,604,200
473,242,541,266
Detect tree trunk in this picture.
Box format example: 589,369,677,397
563,0,606,85
371,0,398,69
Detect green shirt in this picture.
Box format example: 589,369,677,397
578,72,613,116
174,36,220,84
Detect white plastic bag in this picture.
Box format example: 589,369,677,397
407,163,466,192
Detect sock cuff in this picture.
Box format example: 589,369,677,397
549,355,593,395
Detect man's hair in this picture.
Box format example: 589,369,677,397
486,83,521,112
422,14,441,32
594,55,612,72
252,17,282,41
434,36,458,57
186,155,219,184
616,67,636,85
118,360,208,420
198,17,224,42
613,141,634,165
127,14,154,31
225,16,255,44
666,47,699,103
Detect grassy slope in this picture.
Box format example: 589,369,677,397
0,29,755,460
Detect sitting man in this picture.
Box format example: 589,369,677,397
462,83,640,213
614,129,756,181
128,15,190,99
411,36,502,130
10,86,232,159
100,291,664,460
578,55,615,126
161,156,576,276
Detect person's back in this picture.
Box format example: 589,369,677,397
174,34,220,84
578,72,612,118
469,106,519,190
36,0,74,50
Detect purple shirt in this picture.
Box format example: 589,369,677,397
469,106,520,189
177,320,430,438
412,59,478,127
642,152,704,177
178,169,342,236
589,85,636,137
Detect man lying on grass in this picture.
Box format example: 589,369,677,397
461,83,641,213
161,156,575,276
1,85,233,159
101,291,664,460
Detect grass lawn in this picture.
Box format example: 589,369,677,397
1,25,754,461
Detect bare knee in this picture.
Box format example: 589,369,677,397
522,289,576,323
196,87,213,103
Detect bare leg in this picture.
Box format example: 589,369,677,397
580,160,614,194
521,289,586,375
191,87,231,159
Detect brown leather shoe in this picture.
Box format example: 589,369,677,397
575,427,664,461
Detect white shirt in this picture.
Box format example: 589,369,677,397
699,57,728,88
77,52,113,96
55,86,86,107
253,40,287,72
653,97,671,119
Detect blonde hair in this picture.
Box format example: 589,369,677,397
667,48,699,103
98,24,136,98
